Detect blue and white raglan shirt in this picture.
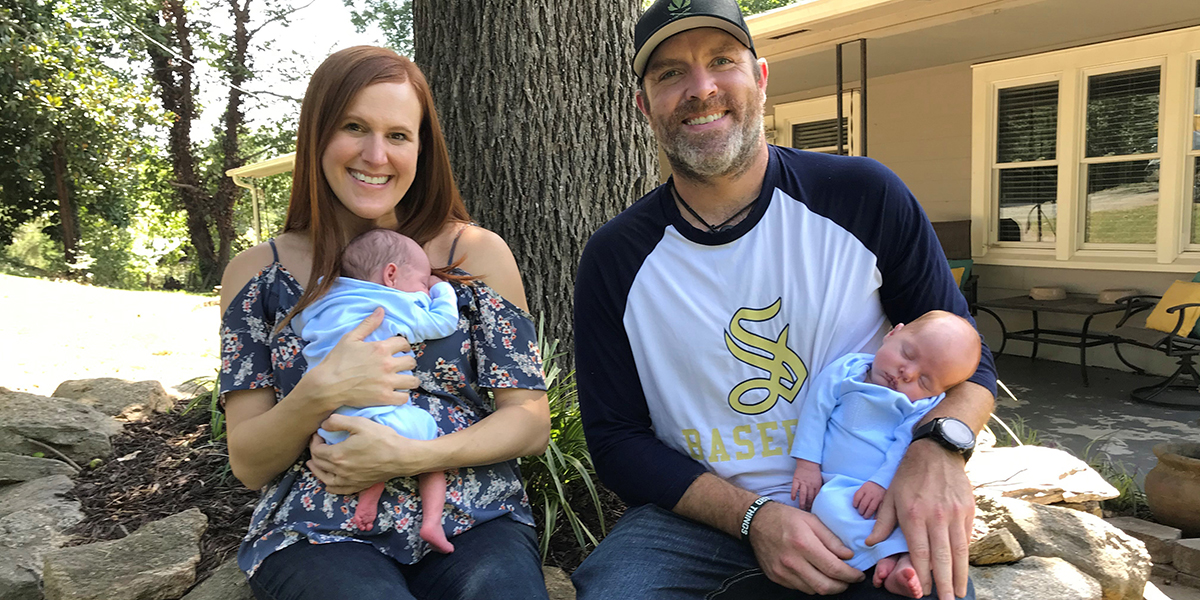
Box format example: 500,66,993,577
573,146,997,510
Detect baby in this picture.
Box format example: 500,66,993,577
790,310,982,598
294,228,459,554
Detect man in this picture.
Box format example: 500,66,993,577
571,0,996,599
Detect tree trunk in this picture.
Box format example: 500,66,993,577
146,0,220,289
213,0,252,275
51,137,77,271
413,0,657,365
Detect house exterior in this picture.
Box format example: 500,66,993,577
741,0,1200,375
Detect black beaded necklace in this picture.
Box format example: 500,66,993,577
670,180,757,233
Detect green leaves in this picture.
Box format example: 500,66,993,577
668,0,691,14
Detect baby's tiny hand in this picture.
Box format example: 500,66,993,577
790,459,823,511
853,481,886,518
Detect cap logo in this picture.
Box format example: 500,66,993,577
668,0,692,16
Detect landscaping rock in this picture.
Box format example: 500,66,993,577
0,452,75,484
971,556,1101,600
1177,572,1200,589
0,475,84,600
544,566,575,600
41,508,207,600
968,446,1119,504
1106,517,1181,564
52,379,173,422
0,388,121,463
1176,539,1200,578
1151,563,1177,582
975,493,1151,600
969,527,1024,565
180,558,251,600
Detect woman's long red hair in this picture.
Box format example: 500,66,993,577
281,46,471,329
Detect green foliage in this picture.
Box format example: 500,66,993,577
344,0,411,56
991,414,1041,447
521,317,606,561
1082,435,1149,518
736,0,796,15
181,371,226,442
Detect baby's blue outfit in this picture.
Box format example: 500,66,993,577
789,353,944,570
294,277,459,444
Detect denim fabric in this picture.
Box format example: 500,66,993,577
572,504,975,600
248,517,547,600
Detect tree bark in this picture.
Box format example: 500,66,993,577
413,0,657,364
146,0,220,289
51,137,77,270
213,0,252,274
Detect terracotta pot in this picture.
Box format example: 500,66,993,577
1145,442,1200,536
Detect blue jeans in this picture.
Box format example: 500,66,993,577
572,504,975,600
248,517,547,600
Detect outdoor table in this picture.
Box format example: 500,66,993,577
975,293,1149,386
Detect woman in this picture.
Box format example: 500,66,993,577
218,46,551,600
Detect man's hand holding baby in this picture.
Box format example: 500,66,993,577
791,459,823,511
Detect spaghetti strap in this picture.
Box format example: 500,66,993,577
268,238,280,264
446,223,477,267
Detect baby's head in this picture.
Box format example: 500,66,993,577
341,229,438,294
866,310,982,401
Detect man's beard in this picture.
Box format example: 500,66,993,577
650,91,765,184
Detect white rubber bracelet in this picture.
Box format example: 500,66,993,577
740,496,774,541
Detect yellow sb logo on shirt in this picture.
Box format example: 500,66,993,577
724,298,807,415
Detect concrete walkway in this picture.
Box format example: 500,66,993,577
990,354,1200,484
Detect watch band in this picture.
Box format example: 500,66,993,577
740,496,774,541
912,417,975,462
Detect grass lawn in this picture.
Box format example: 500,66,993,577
1085,203,1157,244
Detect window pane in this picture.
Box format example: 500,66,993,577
1084,160,1158,244
792,118,847,151
997,82,1058,163
1086,67,1160,158
998,166,1057,242
1193,60,1199,151
1193,157,1200,244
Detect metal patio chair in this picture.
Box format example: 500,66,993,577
1111,294,1200,409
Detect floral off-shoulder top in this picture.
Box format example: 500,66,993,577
219,240,545,577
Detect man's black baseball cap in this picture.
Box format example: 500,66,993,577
633,0,756,79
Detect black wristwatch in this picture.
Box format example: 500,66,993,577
912,417,976,462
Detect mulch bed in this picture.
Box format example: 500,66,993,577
60,397,628,583
64,400,258,583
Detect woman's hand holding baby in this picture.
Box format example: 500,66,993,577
300,307,418,414
307,414,426,494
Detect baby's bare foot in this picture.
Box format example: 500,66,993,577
421,522,455,554
882,553,923,598
350,507,377,532
873,555,897,588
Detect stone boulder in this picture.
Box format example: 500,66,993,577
0,475,84,600
52,379,173,422
971,556,1101,600
180,558,251,600
968,445,1119,505
969,527,1024,565
41,508,208,600
0,452,75,484
544,566,575,600
974,494,1151,600
0,388,121,463
1104,517,1180,564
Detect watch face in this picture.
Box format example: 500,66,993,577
940,419,975,447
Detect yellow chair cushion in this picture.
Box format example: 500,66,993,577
950,267,966,289
1145,280,1200,335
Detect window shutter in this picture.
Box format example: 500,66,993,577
1086,67,1160,157
791,118,848,153
997,82,1058,163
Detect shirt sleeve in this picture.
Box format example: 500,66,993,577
868,398,940,489
788,355,851,465
574,235,707,510
469,282,546,391
219,275,276,397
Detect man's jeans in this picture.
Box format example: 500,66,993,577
248,517,547,600
572,504,975,600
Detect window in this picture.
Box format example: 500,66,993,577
994,82,1058,243
1191,59,1200,244
1082,67,1160,245
971,27,1200,270
771,93,862,156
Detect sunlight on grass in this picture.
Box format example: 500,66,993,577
1086,204,1156,244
